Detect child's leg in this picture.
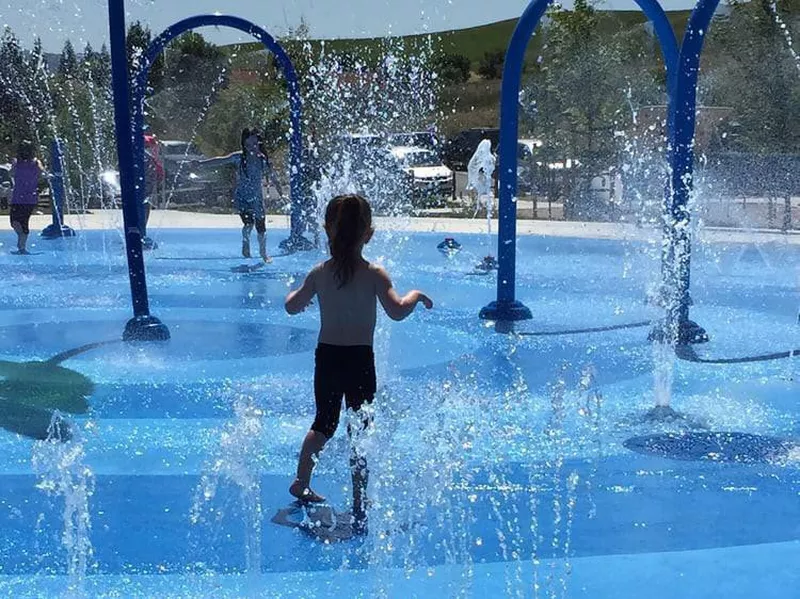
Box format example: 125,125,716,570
11,220,23,249
349,443,369,527
290,430,328,502
239,212,253,258
290,344,343,503
344,345,376,533
10,207,29,252
255,217,269,262
346,406,372,533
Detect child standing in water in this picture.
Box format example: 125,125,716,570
285,194,433,533
7,141,43,255
195,128,284,262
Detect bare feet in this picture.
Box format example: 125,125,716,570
289,480,325,503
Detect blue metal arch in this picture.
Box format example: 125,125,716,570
131,14,308,247
480,0,680,323
660,0,722,344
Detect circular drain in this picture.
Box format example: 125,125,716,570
624,431,793,464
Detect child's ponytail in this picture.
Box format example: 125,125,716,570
325,194,373,287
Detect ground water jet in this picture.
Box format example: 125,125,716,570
31,415,94,598
191,392,265,574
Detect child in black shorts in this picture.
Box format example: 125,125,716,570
285,194,433,533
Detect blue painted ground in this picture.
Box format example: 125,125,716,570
0,226,798,598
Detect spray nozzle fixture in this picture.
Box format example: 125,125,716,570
437,237,462,257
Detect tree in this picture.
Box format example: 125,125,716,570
30,37,44,69
127,21,164,90
164,31,224,86
519,0,665,219
198,77,287,156
433,53,471,86
83,42,95,66
704,0,800,153
0,28,53,156
477,50,504,80
91,44,112,88
147,31,228,141
0,28,29,155
58,40,78,79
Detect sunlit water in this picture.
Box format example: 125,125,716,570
0,1,799,596
0,227,797,598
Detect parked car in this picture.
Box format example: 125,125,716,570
158,139,232,204
390,146,454,206
328,133,404,214
387,131,442,154
159,140,207,187
0,164,12,208
442,128,499,171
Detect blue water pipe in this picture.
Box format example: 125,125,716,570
40,138,77,239
108,0,169,341
657,0,722,345
480,0,680,325
131,14,313,253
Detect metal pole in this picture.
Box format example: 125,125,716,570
658,0,720,345
480,0,679,326
132,14,309,252
108,0,169,341
41,139,76,238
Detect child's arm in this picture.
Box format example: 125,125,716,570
285,268,317,314
375,267,433,321
195,152,239,168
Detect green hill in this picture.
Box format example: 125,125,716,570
228,10,693,67
223,9,697,136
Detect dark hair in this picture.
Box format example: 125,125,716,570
17,140,35,161
240,127,262,172
325,194,373,287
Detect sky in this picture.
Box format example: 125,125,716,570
2,0,702,51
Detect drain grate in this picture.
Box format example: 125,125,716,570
624,431,793,464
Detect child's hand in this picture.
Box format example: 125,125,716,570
417,292,433,310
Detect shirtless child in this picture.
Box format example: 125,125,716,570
284,194,433,534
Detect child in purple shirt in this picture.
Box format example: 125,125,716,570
8,141,43,254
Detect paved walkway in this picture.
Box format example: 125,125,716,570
4,209,800,245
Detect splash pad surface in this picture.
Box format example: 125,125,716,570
0,226,797,598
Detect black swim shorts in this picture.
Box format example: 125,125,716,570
311,343,376,439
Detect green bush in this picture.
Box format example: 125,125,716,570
477,50,504,80
433,53,471,85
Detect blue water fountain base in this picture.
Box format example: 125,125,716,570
642,405,686,423
40,224,76,239
648,319,709,345
279,234,315,253
123,315,171,342
479,300,533,324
